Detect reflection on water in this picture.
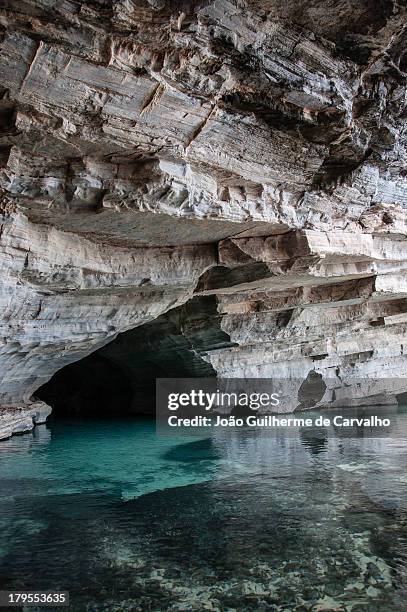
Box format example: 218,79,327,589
0,407,407,610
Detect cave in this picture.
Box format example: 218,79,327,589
1,0,407,433
35,296,226,418
2,1,407,610
36,353,136,418
296,371,327,411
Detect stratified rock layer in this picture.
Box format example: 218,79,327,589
0,0,407,426
0,401,51,440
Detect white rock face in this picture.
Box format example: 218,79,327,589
0,0,407,431
0,401,52,440
0,211,216,405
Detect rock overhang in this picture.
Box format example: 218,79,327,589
0,0,407,433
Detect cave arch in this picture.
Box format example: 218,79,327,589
35,295,228,417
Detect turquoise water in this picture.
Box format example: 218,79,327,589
1,410,407,610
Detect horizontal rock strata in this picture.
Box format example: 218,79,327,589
0,0,407,428
0,401,51,440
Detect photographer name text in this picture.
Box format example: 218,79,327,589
167,414,391,428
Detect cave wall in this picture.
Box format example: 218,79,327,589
1,0,407,434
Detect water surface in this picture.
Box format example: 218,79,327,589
1,410,407,610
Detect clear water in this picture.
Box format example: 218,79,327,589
1,409,407,611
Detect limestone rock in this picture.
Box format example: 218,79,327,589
0,0,407,430
0,401,52,440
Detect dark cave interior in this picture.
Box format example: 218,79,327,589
35,296,226,417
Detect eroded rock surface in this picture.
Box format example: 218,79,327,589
0,0,407,425
0,400,51,440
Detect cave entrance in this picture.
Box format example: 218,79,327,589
36,353,135,418
36,296,230,418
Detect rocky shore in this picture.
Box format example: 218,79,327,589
0,402,52,440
